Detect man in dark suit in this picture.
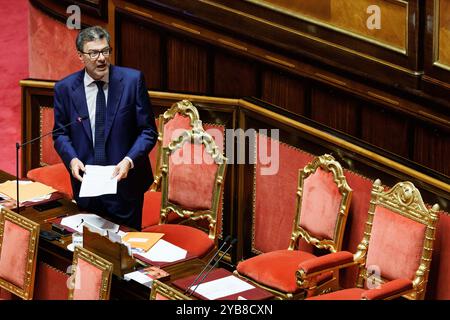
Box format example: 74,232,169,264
53,26,157,230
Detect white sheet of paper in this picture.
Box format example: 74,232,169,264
61,213,119,234
136,239,187,262
190,275,254,300
79,165,117,197
124,270,153,288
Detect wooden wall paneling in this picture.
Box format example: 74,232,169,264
166,37,209,94
360,103,410,157
414,123,450,177
144,0,422,89
116,12,163,90
213,52,259,98
310,86,359,136
423,0,450,101
261,69,307,116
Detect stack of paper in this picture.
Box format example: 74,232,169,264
0,180,56,202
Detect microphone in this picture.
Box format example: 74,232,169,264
187,238,237,297
184,235,231,295
15,115,88,213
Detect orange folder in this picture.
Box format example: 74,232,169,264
122,232,164,252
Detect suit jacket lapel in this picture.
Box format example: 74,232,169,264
105,65,123,142
71,70,93,143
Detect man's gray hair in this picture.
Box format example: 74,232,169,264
76,26,110,52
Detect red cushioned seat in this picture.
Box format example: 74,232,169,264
142,224,214,258
237,250,332,293
27,163,72,199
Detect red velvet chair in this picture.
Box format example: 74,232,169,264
303,179,440,300
68,246,113,300
143,123,227,259
0,207,40,300
235,154,352,299
142,99,201,229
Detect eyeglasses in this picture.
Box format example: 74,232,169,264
81,47,112,60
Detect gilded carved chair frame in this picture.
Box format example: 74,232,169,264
235,154,352,300
353,179,439,300
68,246,113,300
159,123,227,244
0,208,40,300
151,99,201,192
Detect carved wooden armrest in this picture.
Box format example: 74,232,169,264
296,251,355,288
361,278,413,300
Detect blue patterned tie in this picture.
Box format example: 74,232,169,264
94,81,106,165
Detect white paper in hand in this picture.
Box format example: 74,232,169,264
79,165,117,197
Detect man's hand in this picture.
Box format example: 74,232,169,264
112,158,132,181
70,158,85,182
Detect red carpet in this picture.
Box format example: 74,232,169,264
0,0,29,175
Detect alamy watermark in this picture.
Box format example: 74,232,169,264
367,5,381,30
170,128,280,176
66,5,81,30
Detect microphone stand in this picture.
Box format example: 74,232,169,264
15,116,87,214
188,238,237,297
185,235,231,295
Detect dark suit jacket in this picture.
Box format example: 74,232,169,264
53,65,157,208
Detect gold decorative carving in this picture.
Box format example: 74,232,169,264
150,280,193,300
151,100,201,192
353,179,440,300
159,121,227,243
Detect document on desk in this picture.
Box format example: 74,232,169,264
61,213,120,234
191,275,254,300
136,239,187,262
79,165,117,197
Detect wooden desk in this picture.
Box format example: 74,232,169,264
0,170,213,300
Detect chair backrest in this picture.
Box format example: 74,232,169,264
68,246,113,300
0,207,40,300
289,154,352,253
159,122,227,243
152,100,201,191
355,179,440,300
